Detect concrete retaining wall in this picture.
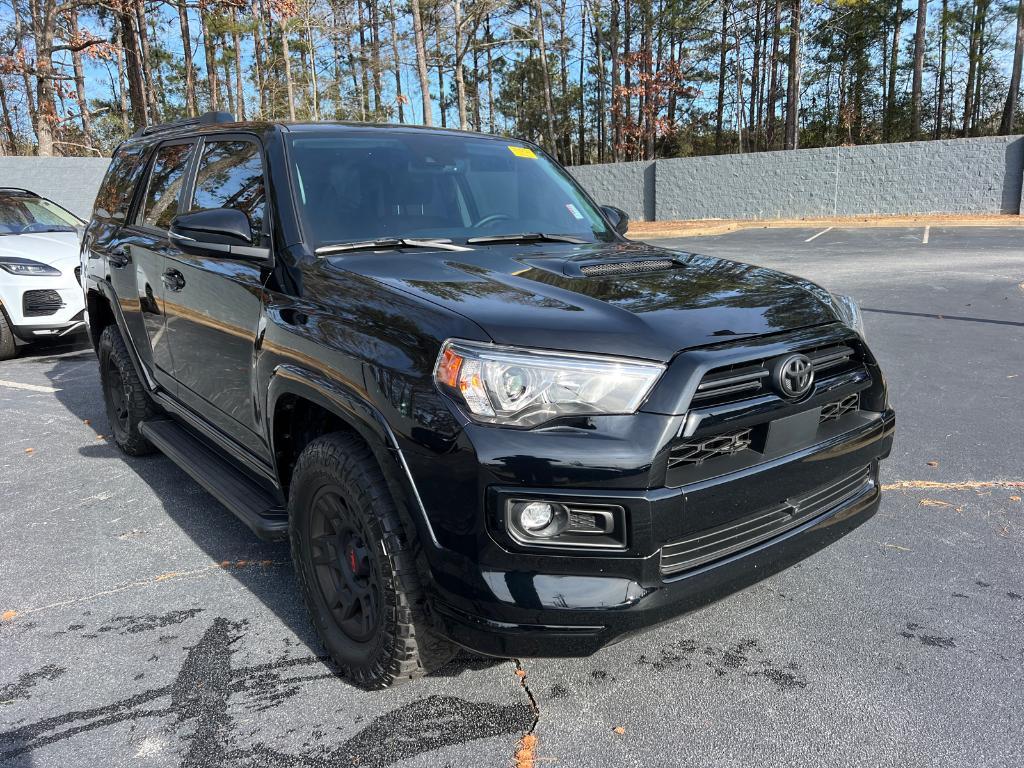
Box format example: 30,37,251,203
3,135,1022,224
571,135,1024,221
0,157,112,219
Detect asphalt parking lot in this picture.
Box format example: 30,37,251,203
1,225,1022,768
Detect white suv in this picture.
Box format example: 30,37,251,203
0,188,87,359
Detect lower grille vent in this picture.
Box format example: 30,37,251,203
580,259,676,276
660,466,871,575
668,428,753,468
22,289,63,317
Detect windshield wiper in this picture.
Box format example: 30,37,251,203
315,237,472,255
465,232,588,245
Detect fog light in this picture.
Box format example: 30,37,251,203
519,502,555,531
511,500,569,539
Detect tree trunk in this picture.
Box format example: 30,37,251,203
232,9,247,120
1000,0,1024,133
715,1,728,153
177,0,197,116
0,78,16,154
69,10,94,148
884,3,900,141
578,0,587,162
305,18,319,119
281,17,297,121
750,0,762,144
120,9,148,129
434,18,446,126
766,0,781,147
962,0,982,136
535,0,559,157
486,15,496,133
783,0,801,150
911,0,927,139
592,0,606,160
454,0,469,129
200,6,219,111
11,0,37,143
610,0,621,159
135,0,160,123
410,0,432,125
252,0,267,117
935,0,948,138
388,0,405,122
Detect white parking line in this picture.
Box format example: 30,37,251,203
805,227,833,242
0,379,59,393
922,226,930,244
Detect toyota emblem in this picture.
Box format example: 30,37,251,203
772,353,814,398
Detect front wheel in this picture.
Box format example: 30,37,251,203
289,433,454,688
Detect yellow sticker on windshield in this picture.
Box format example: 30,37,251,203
508,145,538,159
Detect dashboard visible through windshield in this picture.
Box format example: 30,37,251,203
0,194,82,235
286,131,614,249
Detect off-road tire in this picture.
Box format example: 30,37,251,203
98,324,158,456
289,432,454,688
0,307,17,361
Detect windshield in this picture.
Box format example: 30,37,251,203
286,131,613,247
0,195,81,235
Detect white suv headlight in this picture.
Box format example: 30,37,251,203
0,257,61,277
830,292,865,339
433,340,665,428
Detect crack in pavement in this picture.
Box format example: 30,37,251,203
512,659,540,768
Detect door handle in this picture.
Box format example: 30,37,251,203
162,268,186,291
109,247,131,269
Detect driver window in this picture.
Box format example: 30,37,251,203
189,140,266,246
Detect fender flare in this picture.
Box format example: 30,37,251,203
266,364,441,548
88,279,159,392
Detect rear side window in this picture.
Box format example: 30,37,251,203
189,140,265,245
93,144,146,221
140,142,194,230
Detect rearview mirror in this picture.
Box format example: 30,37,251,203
601,205,629,236
169,208,271,265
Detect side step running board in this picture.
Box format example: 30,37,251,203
139,419,289,541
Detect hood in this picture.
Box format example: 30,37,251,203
327,241,840,362
0,231,81,270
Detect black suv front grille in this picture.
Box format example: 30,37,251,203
22,289,64,317
660,466,871,575
691,343,860,408
668,428,753,468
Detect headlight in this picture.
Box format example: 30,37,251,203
831,292,865,339
0,257,61,277
433,339,665,428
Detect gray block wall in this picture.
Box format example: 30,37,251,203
568,160,654,222
0,156,111,219
570,135,1024,221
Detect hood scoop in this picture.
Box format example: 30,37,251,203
578,258,679,277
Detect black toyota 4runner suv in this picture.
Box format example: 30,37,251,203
82,112,894,688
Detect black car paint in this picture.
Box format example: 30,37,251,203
83,121,894,657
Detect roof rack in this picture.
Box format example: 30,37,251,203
132,111,235,139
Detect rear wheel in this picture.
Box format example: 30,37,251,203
289,432,453,688
98,325,158,455
0,308,16,361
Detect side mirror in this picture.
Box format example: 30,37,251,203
601,205,629,236
169,208,271,264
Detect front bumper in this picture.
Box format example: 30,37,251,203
1,268,85,341
426,410,895,657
